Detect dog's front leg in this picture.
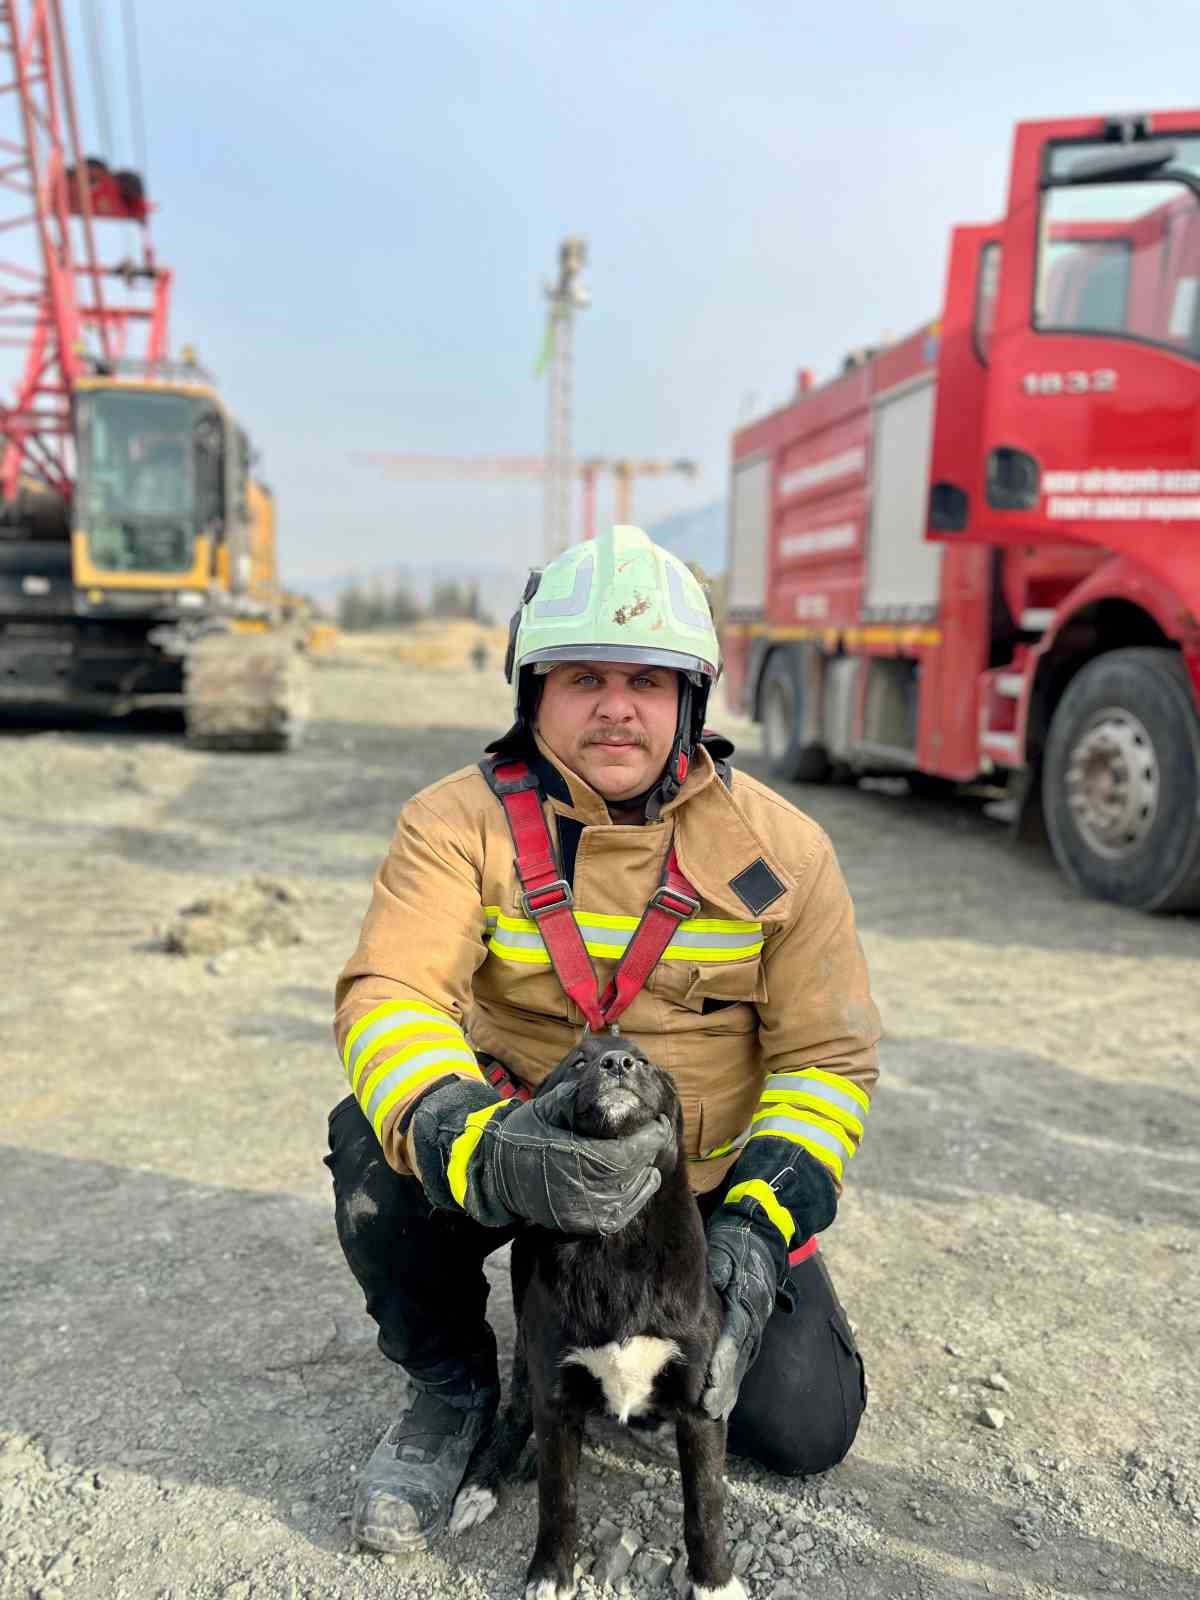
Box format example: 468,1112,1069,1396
524,1397,584,1600
676,1412,744,1600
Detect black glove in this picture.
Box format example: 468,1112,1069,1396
700,1136,838,1420
409,1074,673,1235
701,1211,778,1420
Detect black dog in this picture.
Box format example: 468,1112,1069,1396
451,1033,744,1600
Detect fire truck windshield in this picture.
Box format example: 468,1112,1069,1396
77,389,224,573
1039,136,1200,355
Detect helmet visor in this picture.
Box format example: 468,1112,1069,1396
524,642,717,683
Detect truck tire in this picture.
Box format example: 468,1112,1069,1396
760,650,830,783
183,629,311,752
1042,648,1200,912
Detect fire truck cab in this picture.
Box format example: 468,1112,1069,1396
724,110,1200,912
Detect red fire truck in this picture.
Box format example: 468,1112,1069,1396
724,110,1200,912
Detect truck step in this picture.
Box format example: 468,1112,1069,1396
981,731,1020,759
995,673,1024,697
1019,608,1055,633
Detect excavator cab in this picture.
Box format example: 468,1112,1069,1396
68,370,268,614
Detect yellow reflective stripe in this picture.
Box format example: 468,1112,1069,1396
726,1179,795,1247
447,1099,511,1205
371,1060,482,1142
798,1065,871,1113
662,943,762,962
746,1126,845,1182
488,939,763,966
358,1037,478,1116
350,1019,464,1094
757,1085,865,1139
750,1104,856,1158
343,998,449,1069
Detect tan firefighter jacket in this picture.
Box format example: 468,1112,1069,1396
334,733,881,1197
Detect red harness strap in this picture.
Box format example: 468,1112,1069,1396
485,757,700,1034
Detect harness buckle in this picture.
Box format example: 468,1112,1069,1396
490,767,542,797
649,883,700,920
522,878,575,920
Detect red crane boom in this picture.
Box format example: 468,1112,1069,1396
0,0,169,501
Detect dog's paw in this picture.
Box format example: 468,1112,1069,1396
448,1483,498,1536
692,1580,748,1600
524,1563,580,1600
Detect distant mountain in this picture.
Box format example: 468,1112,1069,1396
646,500,727,578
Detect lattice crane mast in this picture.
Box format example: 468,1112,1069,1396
0,0,167,503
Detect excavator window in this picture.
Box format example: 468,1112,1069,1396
77,389,225,573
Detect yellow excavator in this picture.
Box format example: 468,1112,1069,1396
0,8,308,750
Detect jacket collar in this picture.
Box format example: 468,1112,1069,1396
669,772,798,922
531,730,719,823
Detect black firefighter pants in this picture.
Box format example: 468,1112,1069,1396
325,1094,867,1477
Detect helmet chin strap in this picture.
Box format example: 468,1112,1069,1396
631,678,700,822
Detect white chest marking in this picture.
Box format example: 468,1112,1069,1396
562,1337,682,1424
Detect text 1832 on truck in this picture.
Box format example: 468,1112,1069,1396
724,109,1200,912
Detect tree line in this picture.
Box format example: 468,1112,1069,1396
336,578,487,632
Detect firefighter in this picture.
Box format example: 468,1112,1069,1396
327,525,880,1553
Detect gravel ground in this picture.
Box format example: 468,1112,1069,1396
1,646,1197,1600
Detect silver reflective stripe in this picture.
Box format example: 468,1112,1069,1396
750,1115,848,1164
666,561,715,631
533,555,594,618
671,928,761,951
487,924,545,951
764,1072,865,1120
348,1009,461,1081
363,1045,479,1127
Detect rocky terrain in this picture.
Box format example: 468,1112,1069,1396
1,640,1196,1600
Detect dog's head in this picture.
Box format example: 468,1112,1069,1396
539,1032,682,1164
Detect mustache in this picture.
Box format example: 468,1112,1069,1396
582,730,648,748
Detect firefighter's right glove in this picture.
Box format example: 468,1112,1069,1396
409,1075,672,1236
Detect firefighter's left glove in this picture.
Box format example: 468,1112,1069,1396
701,1139,838,1420
700,1212,779,1421
409,1075,673,1236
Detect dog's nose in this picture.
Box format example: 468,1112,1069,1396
599,1050,637,1079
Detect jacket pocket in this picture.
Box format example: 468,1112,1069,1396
651,957,766,1014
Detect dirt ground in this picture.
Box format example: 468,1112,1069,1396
1,639,1197,1600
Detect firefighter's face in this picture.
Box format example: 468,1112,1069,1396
535,661,679,801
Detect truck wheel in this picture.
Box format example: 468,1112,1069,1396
1042,648,1200,912
760,651,829,783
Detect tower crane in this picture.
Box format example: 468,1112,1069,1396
539,237,588,561
0,0,306,748
353,453,698,542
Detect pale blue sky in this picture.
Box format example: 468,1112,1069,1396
48,0,1200,585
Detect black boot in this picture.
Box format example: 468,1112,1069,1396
352,1370,500,1552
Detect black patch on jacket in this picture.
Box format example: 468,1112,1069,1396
729,857,785,914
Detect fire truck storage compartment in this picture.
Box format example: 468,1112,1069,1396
728,454,771,615
864,375,942,618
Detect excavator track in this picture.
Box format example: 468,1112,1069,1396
183,629,311,752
